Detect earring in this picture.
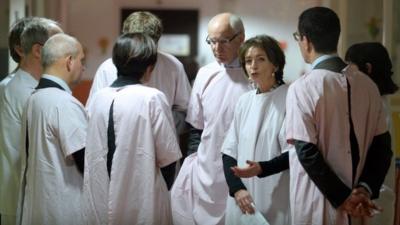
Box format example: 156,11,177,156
272,72,275,77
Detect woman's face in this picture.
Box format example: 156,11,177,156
244,46,276,88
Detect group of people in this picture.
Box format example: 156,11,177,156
0,5,396,225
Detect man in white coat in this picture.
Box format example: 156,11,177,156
20,33,87,225
0,18,62,225
87,11,191,135
170,13,252,225
84,32,182,225
286,7,392,225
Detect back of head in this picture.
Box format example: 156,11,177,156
345,42,399,95
239,35,285,84
122,11,163,43
20,17,63,55
112,33,157,81
41,33,81,70
8,17,36,63
298,7,340,54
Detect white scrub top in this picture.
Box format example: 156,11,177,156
20,76,87,225
84,85,182,225
286,65,387,225
170,61,252,225
0,69,37,216
221,86,291,225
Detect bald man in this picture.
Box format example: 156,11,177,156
170,13,252,225
20,33,87,225
0,18,62,225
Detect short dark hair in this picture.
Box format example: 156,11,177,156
8,17,33,63
345,42,399,95
112,33,157,81
239,35,286,85
298,7,340,54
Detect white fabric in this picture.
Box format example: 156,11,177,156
0,69,37,216
86,51,191,112
286,65,387,225
20,80,87,225
83,85,182,225
221,86,291,225
0,73,15,92
170,61,252,225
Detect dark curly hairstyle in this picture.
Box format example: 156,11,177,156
239,34,285,85
345,42,398,95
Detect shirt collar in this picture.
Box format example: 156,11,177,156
311,54,338,69
223,58,241,68
42,74,72,94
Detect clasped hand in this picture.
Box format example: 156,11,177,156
340,187,382,217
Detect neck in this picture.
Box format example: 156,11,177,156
44,68,71,88
258,78,277,93
19,57,42,80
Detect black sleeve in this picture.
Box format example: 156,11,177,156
222,154,247,197
187,124,202,155
161,162,176,190
258,152,289,178
72,148,85,175
294,140,352,208
358,131,393,199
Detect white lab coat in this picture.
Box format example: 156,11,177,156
221,86,291,225
170,61,252,225
84,84,182,225
20,76,87,225
286,65,387,225
0,69,37,218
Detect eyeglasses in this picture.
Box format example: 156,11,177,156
206,32,242,45
293,32,301,42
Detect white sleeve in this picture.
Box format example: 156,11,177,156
220,98,242,159
56,100,88,157
151,93,182,167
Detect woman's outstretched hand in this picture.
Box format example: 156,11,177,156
231,160,262,178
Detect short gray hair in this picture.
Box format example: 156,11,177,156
229,14,244,33
41,33,80,69
20,17,62,54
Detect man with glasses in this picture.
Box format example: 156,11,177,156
170,12,252,225
286,7,392,224
0,18,62,225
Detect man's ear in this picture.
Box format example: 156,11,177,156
365,62,372,75
32,43,42,59
66,55,73,72
14,45,24,58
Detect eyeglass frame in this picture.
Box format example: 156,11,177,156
292,31,301,42
206,31,242,45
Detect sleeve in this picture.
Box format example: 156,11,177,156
220,97,242,159
57,100,88,158
258,152,289,178
222,154,247,197
151,93,182,168
187,125,202,155
171,61,191,112
294,140,352,208
285,83,318,144
185,70,205,129
86,60,116,107
358,131,393,199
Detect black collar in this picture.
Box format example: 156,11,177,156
35,78,65,91
314,56,347,73
110,76,141,88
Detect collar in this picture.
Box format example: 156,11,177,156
311,54,338,69
41,74,71,93
223,58,241,68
